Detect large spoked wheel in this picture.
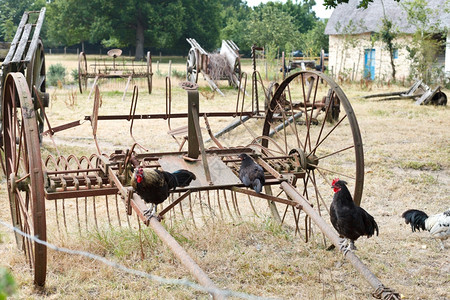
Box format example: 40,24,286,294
78,52,87,93
146,51,152,94
186,48,198,83
232,57,241,87
261,71,364,216
3,73,47,286
26,38,47,141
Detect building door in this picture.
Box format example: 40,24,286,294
364,49,375,80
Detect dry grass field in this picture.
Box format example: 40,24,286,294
0,54,449,299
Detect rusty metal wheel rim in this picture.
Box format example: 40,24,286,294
26,38,46,140
78,52,87,93
262,71,364,215
146,51,152,94
186,48,198,83
3,73,47,286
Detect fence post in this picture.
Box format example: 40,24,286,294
168,60,172,78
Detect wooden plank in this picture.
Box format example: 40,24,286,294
416,86,440,105
158,154,241,188
3,12,29,65
11,24,32,63
25,7,46,63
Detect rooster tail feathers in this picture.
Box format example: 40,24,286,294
402,209,428,232
173,169,196,187
253,179,262,194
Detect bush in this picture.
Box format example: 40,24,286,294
71,68,78,83
0,267,16,299
47,63,67,87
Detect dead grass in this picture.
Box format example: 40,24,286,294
0,54,449,299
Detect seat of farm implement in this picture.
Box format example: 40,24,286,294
158,154,241,188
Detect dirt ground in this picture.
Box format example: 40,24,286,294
0,54,449,299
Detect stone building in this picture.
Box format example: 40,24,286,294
324,0,450,82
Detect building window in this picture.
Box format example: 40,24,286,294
393,49,398,59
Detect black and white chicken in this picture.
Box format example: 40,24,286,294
402,208,450,249
330,178,379,253
238,153,265,193
131,166,196,218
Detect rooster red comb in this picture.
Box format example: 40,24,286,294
331,178,339,186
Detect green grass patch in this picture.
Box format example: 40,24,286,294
408,173,438,185
368,109,390,117
400,161,442,171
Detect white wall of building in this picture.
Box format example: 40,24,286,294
328,34,413,82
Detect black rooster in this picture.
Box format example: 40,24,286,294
402,208,450,249
330,178,379,253
131,167,196,218
238,153,265,193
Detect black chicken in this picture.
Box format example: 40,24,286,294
131,166,196,218
330,178,379,253
238,153,265,193
402,208,450,249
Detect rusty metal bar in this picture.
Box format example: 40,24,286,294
280,182,400,299
84,111,254,122
128,191,224,299
148,217,225,299
230,187,299,207
158,191,191,218
187,90,200,159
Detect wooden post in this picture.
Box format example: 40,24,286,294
168,60,172,78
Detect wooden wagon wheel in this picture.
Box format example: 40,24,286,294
78,52,88,93
146,51,153,94
26,38,47,141
261,71,364,216
186,48,198,83
2,73,47,286
232,57,241,86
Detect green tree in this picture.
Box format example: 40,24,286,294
300,19,328,57
402,0,448,82
46,0,101,50
220,0,252,54
245,4,301,52
0,0,46,41
174,0,223,53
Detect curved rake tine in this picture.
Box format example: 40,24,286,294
126,208,132,229
128,85,148,151
54,200,62,238
199,191,208,226
216,190,224,220
189,193,197,228
115,194,122,227
223,190,235,222
84,197,88,232
93,196,99,230
206,190,215,223
231,191,241,218
105,195,111,227
137,214,145,260
62,199,68,234
247,195,259,217
76,198,81,235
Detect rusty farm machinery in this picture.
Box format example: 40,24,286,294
0,11,399,299
77,48,153,94
186,38,241,95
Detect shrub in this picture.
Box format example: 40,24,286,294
47,63,66,87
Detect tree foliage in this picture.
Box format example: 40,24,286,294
0,0,46,41
2,0,329,59
323,0,400,9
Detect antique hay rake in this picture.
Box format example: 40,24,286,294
77,48,153,94
1,21,398,298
